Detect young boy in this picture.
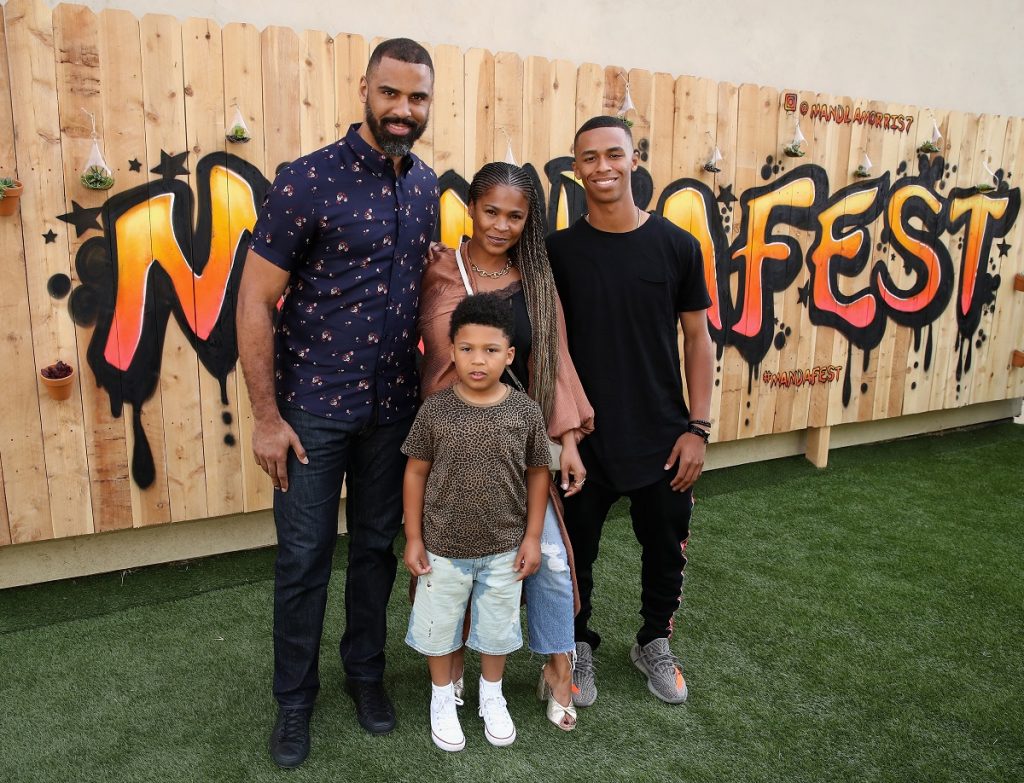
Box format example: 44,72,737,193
402,293,551,752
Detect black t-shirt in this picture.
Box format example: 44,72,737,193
546,213,711,492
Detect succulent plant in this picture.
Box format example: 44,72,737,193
81,165,114,190
917,140,941,154
227,125,251,143
41,360,74,380
0,176,15,199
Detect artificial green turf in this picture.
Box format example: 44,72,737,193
1,423,1022,782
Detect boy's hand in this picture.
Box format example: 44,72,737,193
514,537,541,581
404,539,431,576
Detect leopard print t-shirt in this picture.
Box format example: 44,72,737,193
401,385,552,558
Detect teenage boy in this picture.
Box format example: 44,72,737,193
401,293,550,751
237,39,437,768
546,115,714,706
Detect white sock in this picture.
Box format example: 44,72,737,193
479,676,503,700
432,682,455,703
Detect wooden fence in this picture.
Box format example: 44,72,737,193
1,0,1022,547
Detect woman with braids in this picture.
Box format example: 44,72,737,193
417,162,594,732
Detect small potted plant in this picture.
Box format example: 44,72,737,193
40,360,75,401
81,164,114,190
0,176,24,217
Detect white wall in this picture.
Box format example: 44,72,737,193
5,0,1022,117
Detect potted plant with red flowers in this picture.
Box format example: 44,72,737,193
40,360,75,401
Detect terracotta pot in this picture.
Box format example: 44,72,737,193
40,365,75,401
0,180,23,217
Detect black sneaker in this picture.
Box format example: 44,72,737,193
268,707,311,769
346,679,397,735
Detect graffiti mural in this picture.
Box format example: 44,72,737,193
62,152,268,487
56,150,1019,487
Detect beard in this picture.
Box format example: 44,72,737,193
364,103,428,158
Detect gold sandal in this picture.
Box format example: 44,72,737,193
537,665,577,731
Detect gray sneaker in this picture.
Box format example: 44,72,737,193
630,638,688,704
572,642,597,707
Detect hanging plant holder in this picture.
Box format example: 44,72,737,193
783,122,806,158
0,176,24,217
918,118,942,154
854,152,873,178
616,72,636,128
703,136,723,173
226,106,252,143
80,110,114,190
40,360,75,401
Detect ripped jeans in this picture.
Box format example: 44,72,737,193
522,499,576,655
406,549,524,656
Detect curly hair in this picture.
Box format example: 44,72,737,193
449,292,515,344
466,162,559,421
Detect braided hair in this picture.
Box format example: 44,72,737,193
467,162,559,422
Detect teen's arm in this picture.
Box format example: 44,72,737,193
236,250,308,492
515,466,548,580
664,309,715,492
403,457,432,576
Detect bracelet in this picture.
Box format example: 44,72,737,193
690,418,712,429
686,423,710,444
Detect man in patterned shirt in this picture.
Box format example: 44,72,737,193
237,38,438,769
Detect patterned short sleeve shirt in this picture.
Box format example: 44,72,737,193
249,123,439,423
401,386,552,559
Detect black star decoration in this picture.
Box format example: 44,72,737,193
57,201,103,237
716,183,737,207
150,150,189,179
128,158,142,173
797,282,810,306
42,229,58,244
997,240,1011,258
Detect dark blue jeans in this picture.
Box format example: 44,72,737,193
272,405,411,709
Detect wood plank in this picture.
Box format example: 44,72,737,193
222,21,266,514
804,93,851,429
718,82,758,443
941,109,982,411
299,29,336,156
982,117,1024,403
900,107,951,417
870,101,918,422
823,95,857,429
963,113,1011,407
94,8,165,527
140,12,207,524
924,109,967,415
0,455,10,546
182,16,245,519
671,76,717,191
773,88,819,435
645,71,676,211
464,47,494,176
0,1,52,543
522,54,551,187
744,84,779,439
549,59,578,164
53,3,133,532
431,44,464,182
7,0,93,540
575,62,605,132
493,51,523,167
334,33,368,134
1004,119,1024,400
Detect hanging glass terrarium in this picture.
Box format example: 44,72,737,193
226,105,251,143
80,110,114,190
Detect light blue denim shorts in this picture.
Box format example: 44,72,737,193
405,549,524,656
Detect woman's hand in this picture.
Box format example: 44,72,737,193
427,242,454,265
559,434,587,497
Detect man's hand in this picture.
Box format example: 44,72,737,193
664,432,705,492
404,538,431,576
514,536,541,581
252,415,308,492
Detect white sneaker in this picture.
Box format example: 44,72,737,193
479,694,516,747
430,692,465,752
